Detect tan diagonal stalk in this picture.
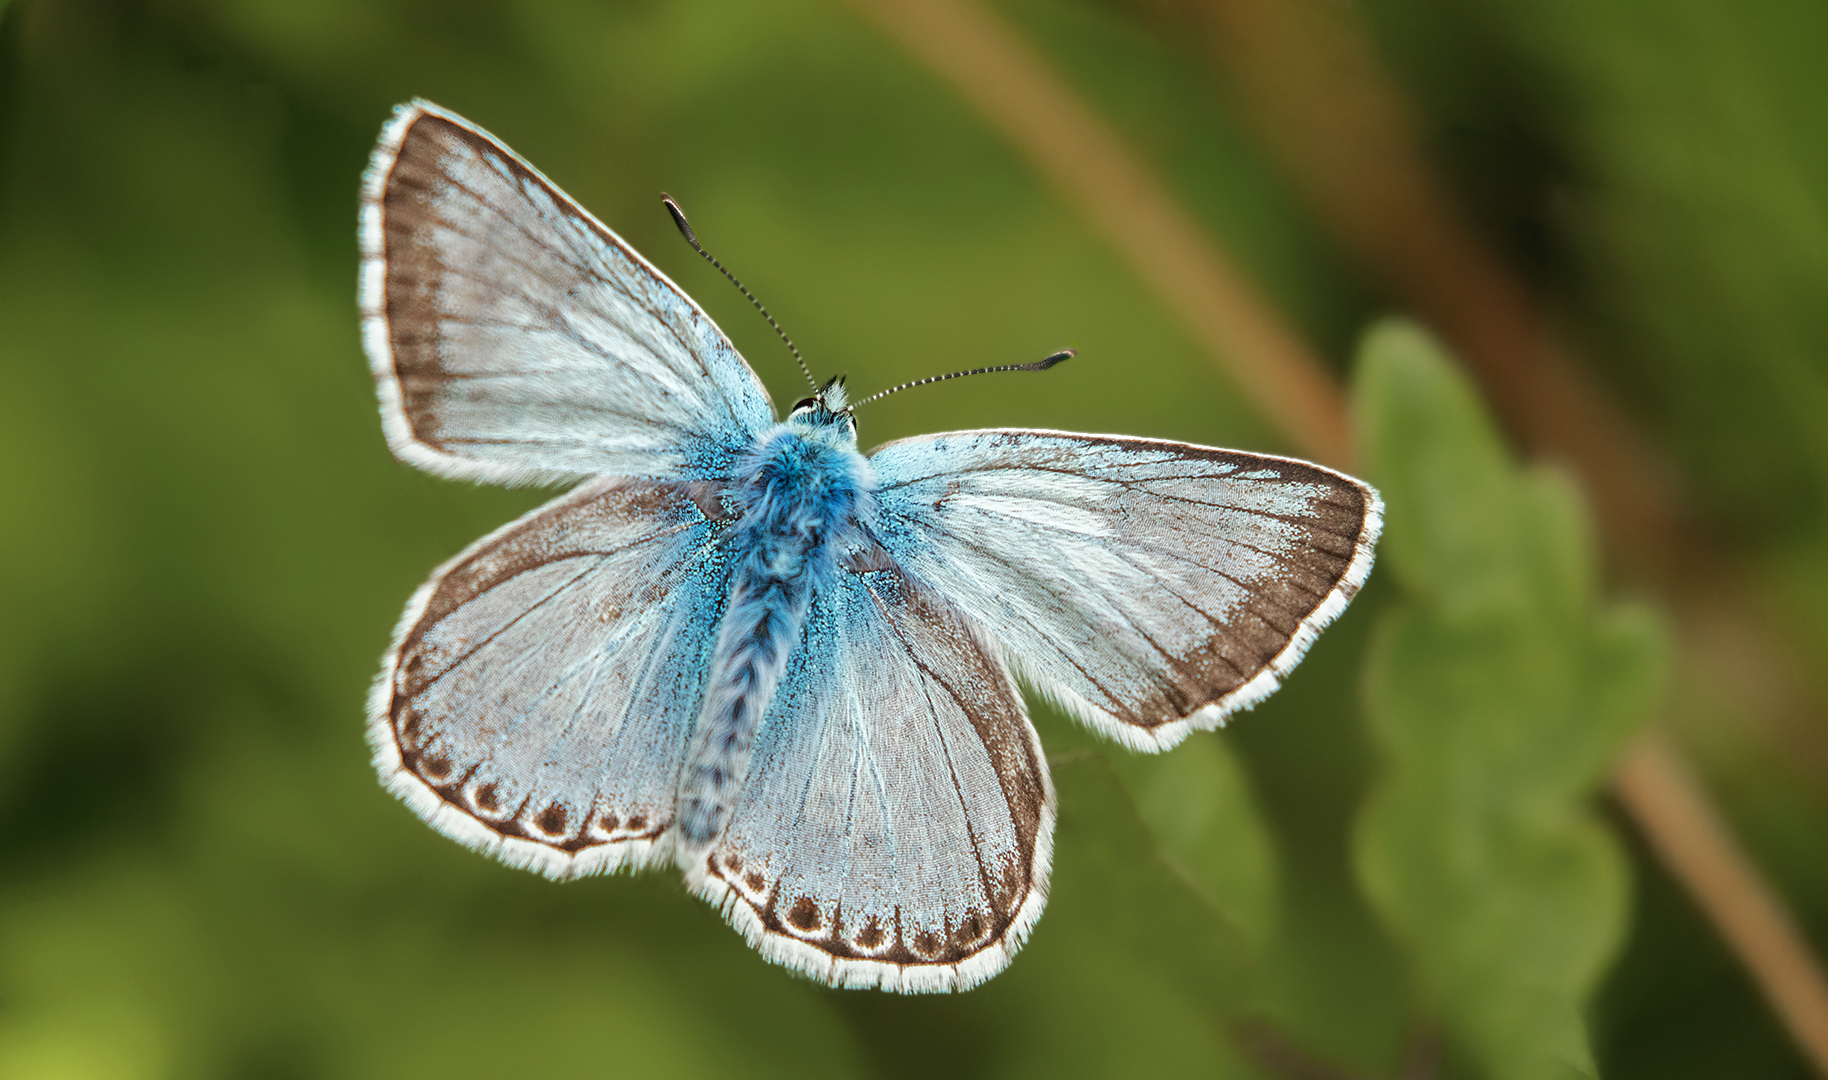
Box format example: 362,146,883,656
1616,735,1828,1073
845,0,1349,467
846,0,1828,1073
1167,0,1688,573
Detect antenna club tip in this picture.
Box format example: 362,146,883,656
661,194,697,244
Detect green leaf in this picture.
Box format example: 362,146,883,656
1106,733,1280,954
1351,320,1669,1080
983,753,1258,1077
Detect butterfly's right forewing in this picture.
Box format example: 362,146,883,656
360,101,775,485
372,477,735,880
869,431,1381,751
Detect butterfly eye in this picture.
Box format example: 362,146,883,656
791,397,816,414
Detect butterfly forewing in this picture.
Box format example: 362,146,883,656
869,431,1382,750
372,477,735,879
360,101,774,485
691,567,1054,992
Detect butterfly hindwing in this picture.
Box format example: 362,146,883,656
372,477,737,879
690,564,1055,992
869,430,1383,750
360,101,775,485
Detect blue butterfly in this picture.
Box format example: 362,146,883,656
359,101,1382,992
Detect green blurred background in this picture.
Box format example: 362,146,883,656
2,0,1826,1076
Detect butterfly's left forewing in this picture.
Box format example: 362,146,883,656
869,430,1381,750
688,566,1054,992
372,477,735,879
360,101,774,485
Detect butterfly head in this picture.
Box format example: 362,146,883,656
786,376,857,447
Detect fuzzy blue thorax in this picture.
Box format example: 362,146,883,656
675,383,874,851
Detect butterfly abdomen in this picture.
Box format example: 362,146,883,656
674,423,874,857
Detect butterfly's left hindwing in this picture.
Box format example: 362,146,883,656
869,430,1382,750
689,566,1055,993
371,477,735,880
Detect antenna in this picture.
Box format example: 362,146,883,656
662,194,817,391
847,349,1075,412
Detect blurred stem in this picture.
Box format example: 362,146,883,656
846,0,1828,1072
1614,734,1828,1075
1131,0,1689,576
843,0,1351,467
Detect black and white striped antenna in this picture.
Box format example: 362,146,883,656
846,350,1075,413
662,194,818,392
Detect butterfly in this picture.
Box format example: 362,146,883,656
359,100,1381,993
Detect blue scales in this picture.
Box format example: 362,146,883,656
677,381,872,849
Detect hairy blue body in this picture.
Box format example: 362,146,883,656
675,384,872,850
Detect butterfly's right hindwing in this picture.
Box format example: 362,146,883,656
690,567,1055,993
359,101,775,485
371,477,734,880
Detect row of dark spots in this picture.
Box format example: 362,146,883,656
416,760,652,842
779,899,988,959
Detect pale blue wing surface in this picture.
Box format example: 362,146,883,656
868,430,1383,750
370,477,735,879
688,566,1055,993
359,101,775,485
